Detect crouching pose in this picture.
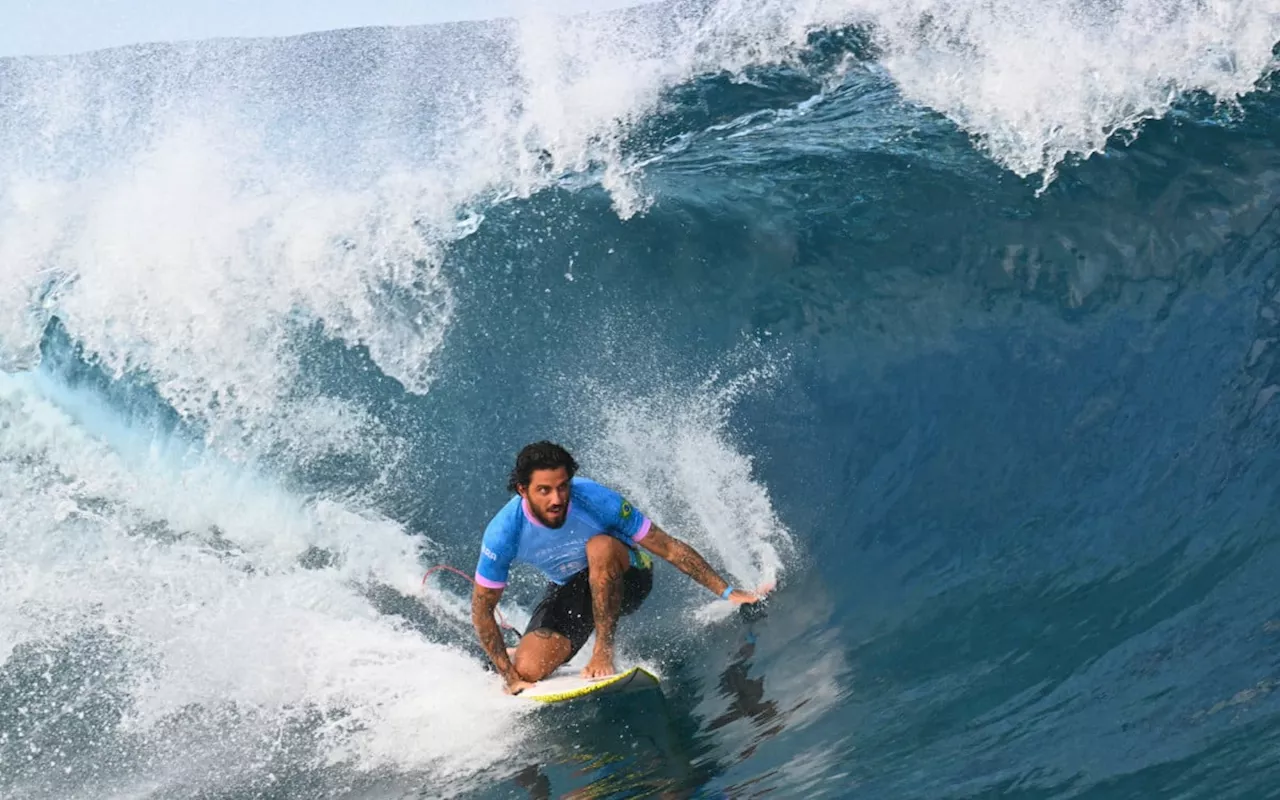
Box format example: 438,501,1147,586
472,441,765,694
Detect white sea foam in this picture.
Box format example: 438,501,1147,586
506,0,1279,186
2,1,1273,443
860,0,1280,183
578,346,794,608
0,371,528,796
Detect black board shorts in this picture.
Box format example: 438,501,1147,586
526,559,653,658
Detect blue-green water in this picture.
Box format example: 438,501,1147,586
2,3,1280,798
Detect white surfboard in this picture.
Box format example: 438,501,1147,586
520,665,661,703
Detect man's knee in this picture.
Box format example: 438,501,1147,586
513,651,553,682
585,535,628,573
514,630,570,681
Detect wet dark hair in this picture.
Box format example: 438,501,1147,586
508,441,578,493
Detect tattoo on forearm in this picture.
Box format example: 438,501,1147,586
591,567,623,650
479,623,508,668
473,594,513,675
670,540,721,590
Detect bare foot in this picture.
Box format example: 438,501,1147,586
580,651,617,680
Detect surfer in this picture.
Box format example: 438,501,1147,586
472,441,767,694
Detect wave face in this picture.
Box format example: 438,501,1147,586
2,2,1279,797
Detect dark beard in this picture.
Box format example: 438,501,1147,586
531,502,568,529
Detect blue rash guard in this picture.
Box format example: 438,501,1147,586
474,477,653,588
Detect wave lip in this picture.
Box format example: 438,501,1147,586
863,0,1280,183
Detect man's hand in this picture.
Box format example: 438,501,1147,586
503,671,535,695
581,647,617,680
727,581,774,605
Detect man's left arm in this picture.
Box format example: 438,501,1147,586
638,524,766,605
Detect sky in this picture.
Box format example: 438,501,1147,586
0,0,639,58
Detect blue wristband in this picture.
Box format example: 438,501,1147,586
720,585,734,600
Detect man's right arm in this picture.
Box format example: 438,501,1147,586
472,584,533,693
474,511,534,693
471,584,515,677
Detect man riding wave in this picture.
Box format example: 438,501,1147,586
472,441,767,694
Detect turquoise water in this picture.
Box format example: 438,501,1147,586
2,3,1280,798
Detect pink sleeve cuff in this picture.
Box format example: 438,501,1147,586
632,517,652,542
474,573,507,589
